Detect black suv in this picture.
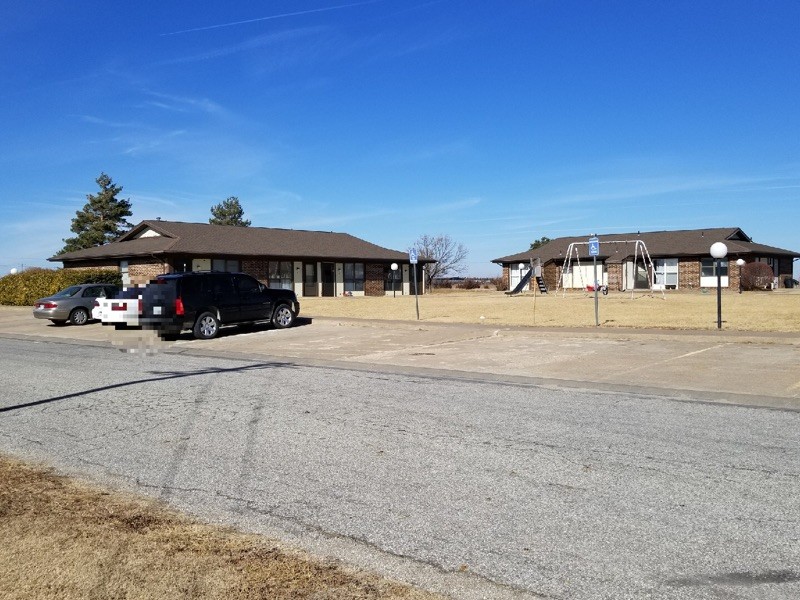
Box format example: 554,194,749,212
140,271,300,340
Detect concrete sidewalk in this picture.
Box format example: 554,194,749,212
2,306,799,410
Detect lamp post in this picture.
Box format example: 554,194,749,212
736,258,745,294
710,242,728,329
390,262,398,298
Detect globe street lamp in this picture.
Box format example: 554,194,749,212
736,258,745,294
390,262,398,298
710,242,728,329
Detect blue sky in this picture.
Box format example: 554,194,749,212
1,0,798,277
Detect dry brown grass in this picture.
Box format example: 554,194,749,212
301,289,800,332
0,455,444,600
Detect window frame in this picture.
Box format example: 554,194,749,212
268,260,294,290
344,262,365,292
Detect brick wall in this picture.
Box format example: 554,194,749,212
242,259,269,282
678,259,700,290
501,266,510,291
729,259,743,291
607,263,623,291
365,263,384,296
543,263,561,291
129,258,170,284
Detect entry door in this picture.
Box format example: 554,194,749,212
303,263,318,297
321,262,336,297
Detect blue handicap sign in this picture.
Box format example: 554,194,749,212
588,237,600,256
409,249,418,264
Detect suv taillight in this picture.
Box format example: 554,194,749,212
175,297,184,316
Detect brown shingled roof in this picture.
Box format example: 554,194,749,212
493,227,800,265
50,220,419,263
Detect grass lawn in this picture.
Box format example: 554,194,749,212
300,289,800,332
0,455,444,600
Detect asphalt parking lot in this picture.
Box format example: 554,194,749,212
2,306,799,410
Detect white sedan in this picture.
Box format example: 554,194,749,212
93,287,143,328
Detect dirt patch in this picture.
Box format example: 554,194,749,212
0,454,445,600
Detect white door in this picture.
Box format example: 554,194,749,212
510,263,531,290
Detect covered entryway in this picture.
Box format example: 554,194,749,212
321,262,336,297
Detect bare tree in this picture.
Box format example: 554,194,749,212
413,234,468,288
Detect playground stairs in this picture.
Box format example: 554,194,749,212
536,276,548,294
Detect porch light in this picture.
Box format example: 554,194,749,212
710,242,728,329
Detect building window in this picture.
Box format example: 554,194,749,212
385,265,402,292
268,261,293,289
344,262,365,292
701,258,728,277
212,259,240,272
654,258,678,289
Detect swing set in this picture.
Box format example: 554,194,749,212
555,239,665,299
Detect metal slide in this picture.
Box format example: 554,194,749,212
506,268,534,295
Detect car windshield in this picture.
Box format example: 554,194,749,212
52,286,83,298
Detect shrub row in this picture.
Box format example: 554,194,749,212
0,268,122,306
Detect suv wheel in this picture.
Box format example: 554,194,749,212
272,304,295,329
193,312,219,339
70,307,89,326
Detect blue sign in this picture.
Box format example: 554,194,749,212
409,249,418,264
588,237,600,257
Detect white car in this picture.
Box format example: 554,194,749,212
93,287,143,328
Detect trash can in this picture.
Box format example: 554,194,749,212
784,277,794,289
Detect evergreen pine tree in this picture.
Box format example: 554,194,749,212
60,173,133,254
209,196,251,227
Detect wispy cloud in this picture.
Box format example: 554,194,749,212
142,91,228,117
157,28,327,66
385,140,472,165
538,173,799,208
161,0,388,36
289,196,479,230
79,115,144,129
121,130,187,156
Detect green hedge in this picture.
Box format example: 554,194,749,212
0,268,122,306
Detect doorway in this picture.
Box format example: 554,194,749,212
321,262,336,297
303,263,318,297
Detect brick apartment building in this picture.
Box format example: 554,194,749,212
50,220,431,297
